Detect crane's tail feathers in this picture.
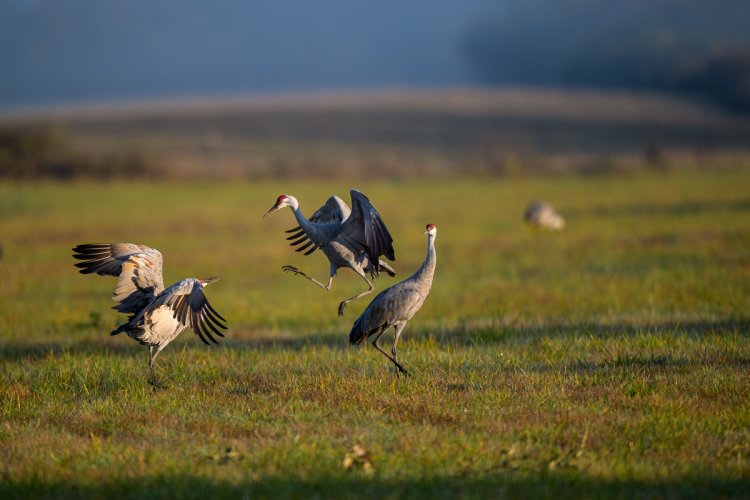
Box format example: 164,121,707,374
349,318,369,345
378,260,396,277
110,315,139,336
110,324,127,336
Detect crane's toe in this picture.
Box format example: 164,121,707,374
338,301,347,317
148,378,167,390
282,265,301,275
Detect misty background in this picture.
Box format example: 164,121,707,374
2,0,750,112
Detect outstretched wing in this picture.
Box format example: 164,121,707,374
285,195,351,256
160,279,228,346
72,243,165,315
341,189,395,272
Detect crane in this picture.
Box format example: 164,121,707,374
263,189,396,316
524,201,565,230
72,243,227,387
349,223,437,375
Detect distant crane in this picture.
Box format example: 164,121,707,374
72,243,227,387
264,189,396,316
524,201,565,230
349,224,437,375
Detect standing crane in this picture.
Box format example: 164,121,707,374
349,224,437,375
72,243,227,387
263,189,396,316
524,201,565,230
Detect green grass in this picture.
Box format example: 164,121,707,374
1,169,750,498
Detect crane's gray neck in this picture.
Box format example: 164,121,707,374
291,205,317,237
413,234,436,287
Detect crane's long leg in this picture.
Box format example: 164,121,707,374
338,272,374,317
282,265,333,290
372,328,408,376
147,346,166,390
391,323,407,378
148,346,156,386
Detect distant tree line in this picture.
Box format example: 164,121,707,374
0,125,151,180
463,0,750,113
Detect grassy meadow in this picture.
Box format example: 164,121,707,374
1,167,750,497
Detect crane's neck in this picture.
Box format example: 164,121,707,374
412,234,437,288
290,202,316,236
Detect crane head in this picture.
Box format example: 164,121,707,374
263,194,292,218
199,276,220,287
425,223,437,236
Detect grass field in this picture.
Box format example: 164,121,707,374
1,168,750,497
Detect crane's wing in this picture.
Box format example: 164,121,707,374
341,189,395,271
72,243,165,315
285,195,351,256
158,279,228,346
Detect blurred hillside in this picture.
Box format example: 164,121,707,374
3,88,750,180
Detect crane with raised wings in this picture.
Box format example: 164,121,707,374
72,243,227,387
264,189,396,316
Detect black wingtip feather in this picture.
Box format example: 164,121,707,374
195,329,210,345
289,235,309,246
206,301,227,323
204,306,228,329
285,231,305,240
295,240,314,252
197,314,218,345
203,313,226,338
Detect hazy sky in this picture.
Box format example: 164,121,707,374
2,0,748,108
0,0,497,106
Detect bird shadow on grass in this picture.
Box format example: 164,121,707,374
1,318,747,363
0,472,747,498
431,318,750,344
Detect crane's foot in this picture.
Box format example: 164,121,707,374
281,265,303,275
338,301,347,317
148,378,167,390
391,360,409,377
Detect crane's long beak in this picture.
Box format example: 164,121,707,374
204,276,221,284
263,204,280,219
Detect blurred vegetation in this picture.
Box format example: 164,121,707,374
564,44,750,115
463,0,750,114
0,125,152,180
3,88,750,181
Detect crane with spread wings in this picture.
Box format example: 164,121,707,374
263,189,396,316
72,243,227,387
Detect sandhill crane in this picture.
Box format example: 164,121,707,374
524,201,565,230
349,224,437,375
72,243,227,387
263,189,396,316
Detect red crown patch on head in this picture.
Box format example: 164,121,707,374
426,223,436,231
276,195,287,204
